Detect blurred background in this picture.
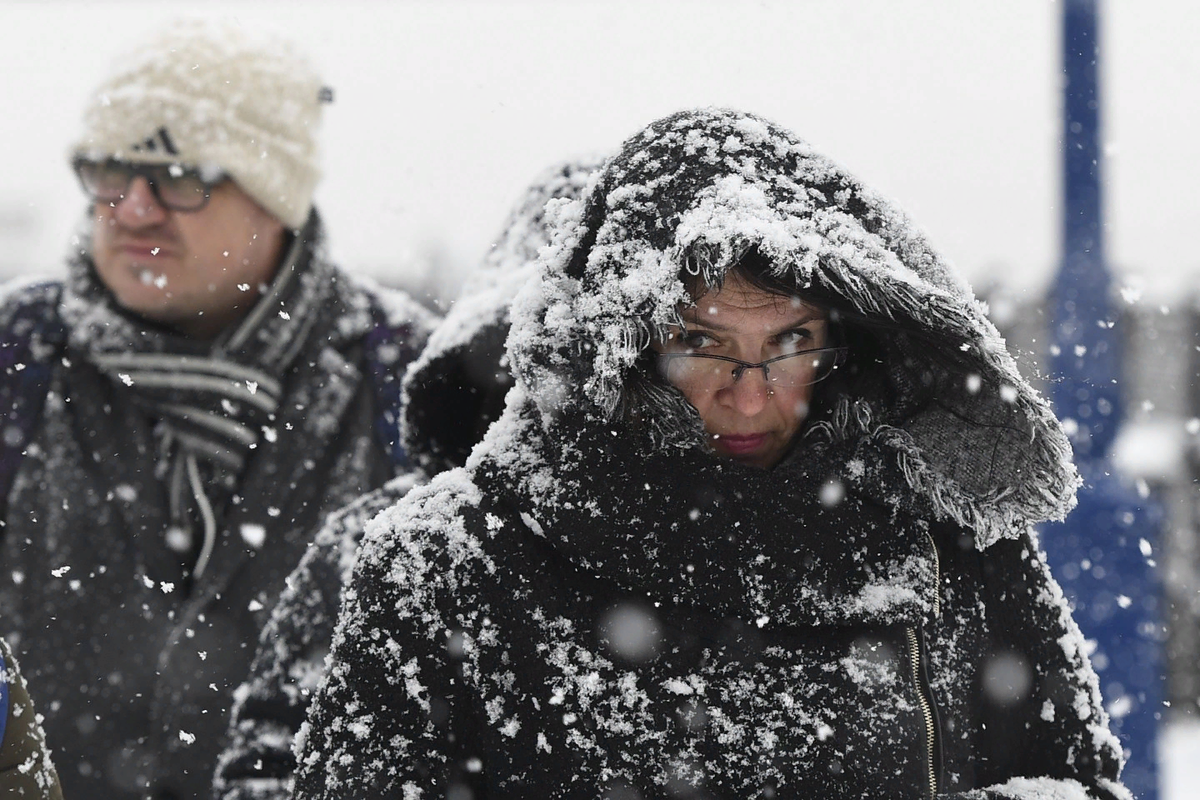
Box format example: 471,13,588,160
2,0,1198,796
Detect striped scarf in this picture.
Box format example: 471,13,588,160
60,217,337,579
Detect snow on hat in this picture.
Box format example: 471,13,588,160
73,20,329,229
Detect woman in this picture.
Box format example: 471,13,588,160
293,109,1129,799
0,638,62,798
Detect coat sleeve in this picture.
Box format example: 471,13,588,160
291,479,489,799
949,531,1131,800
213,477,421,800
0,638,63,800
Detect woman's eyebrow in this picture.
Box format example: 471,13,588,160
678,310,827,332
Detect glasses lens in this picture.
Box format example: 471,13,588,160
74,159,215,211
151,164,211,211
659,354,734,393
76,160,133,202
767,348,843,388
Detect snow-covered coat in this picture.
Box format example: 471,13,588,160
291,109,1129,799
0,637,62,799
0,215,433,800
212,158,602,800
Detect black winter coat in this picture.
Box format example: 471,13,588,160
213,157,600,800
292,109,1128,799
0,222,432,800
293,406,1125,799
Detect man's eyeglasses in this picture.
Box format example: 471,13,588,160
73,157,225,213
657,346,848,393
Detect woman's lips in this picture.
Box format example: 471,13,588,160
712,433,768,455
120,243,172,258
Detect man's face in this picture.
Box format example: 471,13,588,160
91,175,286,339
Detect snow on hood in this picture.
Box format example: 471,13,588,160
400,155,604,472
507,108,1079,548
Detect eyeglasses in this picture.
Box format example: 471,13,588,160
73,157,225,212
656,346,848,393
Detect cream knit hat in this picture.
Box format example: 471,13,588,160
73,20,328,229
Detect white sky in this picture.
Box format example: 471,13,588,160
1,0,1197,300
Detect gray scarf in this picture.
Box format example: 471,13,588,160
60,217,335,579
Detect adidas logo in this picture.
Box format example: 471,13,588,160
130,126,180,156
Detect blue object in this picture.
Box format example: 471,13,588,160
1044,2,1165,797
0,647,8,751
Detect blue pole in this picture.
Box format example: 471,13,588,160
1040,1,1165,797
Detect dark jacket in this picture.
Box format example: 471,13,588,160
292,110,1129,799
212,159,601,800
0,216,433,800
0,637,62,799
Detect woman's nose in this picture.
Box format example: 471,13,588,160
719,369,771,416
112,176,167,227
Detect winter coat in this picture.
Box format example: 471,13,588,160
0,637,62,798
212,158,602,800
291,109,1129,799
0,214,433,800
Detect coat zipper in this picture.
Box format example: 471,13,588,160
906,626,938,799
907,527,942,799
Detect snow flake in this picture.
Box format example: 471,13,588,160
1107,693,1133,720
818,480,845,508
240,523,267,548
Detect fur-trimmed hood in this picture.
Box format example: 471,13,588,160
506,108,1078,548
400,156,604,473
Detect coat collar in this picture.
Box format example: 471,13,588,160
473,391,939,630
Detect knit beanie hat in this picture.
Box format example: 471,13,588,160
72,20,328,229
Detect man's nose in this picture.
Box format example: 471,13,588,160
719,368,770,416
111,176,167,227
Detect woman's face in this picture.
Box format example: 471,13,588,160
653,271,831,469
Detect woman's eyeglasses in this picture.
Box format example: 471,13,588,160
73,157,225,213
657,346,848,392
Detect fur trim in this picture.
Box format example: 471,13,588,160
507,108,1079,543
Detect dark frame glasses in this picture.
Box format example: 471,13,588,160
72,157,226,213
656,345,849,391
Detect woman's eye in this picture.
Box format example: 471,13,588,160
776,329,812,349
682,331,716,349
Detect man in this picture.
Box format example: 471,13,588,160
0,22,432,799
